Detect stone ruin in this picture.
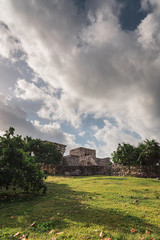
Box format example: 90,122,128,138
40,144,160,178
40,145,111,175
42,143,110,167
63,147,111,166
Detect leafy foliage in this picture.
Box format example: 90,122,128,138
24,138,62,164
138,139,160,167
112,139,160,168
112,143,138,169
0,127,47,193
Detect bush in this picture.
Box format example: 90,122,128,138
0,127,47,194
24,138,62,164
112,143,138,171
112,139,160,170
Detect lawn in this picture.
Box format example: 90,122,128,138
0,176,160,240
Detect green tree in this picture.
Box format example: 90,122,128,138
138,139,160,167
24,138,62,164
0,127,46,193
112,143,138,171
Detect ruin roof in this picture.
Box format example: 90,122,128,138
70,147,95,151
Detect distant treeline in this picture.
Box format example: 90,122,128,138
112,139,160,170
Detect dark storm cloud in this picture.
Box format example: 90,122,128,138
0,94,37,137
1,0,160,155
9,0,86,50
0,93,76,148
0,58,21,95
2,0,160,117
0,21,9,30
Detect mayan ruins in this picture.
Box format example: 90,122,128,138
40,143,160,178
63,147,111,166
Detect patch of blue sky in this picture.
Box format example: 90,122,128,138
14,60,35,81
73,0,150,31
53,88,63,99
106,116,118,127
82,114,105,129
34,77,63,99
61,118,99,147
72,0,86,12
118,0,150,31
10,46,27,60
76,131,100,149
123,128,142,140
82,114,119,131
61,122,86,145
26,113,51,125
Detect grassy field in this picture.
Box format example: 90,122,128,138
0,176,160,240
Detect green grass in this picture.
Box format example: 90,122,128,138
0,176,160,239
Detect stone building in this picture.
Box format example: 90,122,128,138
40,144,160,178
63,147,111,166
70,147,96,157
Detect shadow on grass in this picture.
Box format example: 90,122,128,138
0,179,160,237
0,191,42,203
48,182,160,233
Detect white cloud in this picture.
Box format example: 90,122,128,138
94,119,140,157
137,14,160,50
15,79,46,100
36,91,82,127
0,130,5,136
14,78,82,127
0,0,160,155
0,20,25,62
0,22,12,59
32,120,77,155
85,140,98,151
79,131,85,137
0,0,84,89
81,1,120,46
0,92,77,155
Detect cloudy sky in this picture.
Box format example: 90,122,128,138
0,0,160,157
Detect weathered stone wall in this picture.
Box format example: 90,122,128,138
63,155,111,166
70,147,96,157
63,155,80,166
40,163,160,178
56,165,112,176
40,163,56,175
63,155,98,166
111,165,160,178
78,155,98,166
96,157,111,166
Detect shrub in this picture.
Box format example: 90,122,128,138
24,138,62,165
0,127,46,194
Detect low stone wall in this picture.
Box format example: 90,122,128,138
112,165,160,178
56,165,112,176
40,163,160,178
40,163,56,175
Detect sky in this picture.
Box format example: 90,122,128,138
0,0,160,157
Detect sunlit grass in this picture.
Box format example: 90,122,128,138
0,176,160,239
